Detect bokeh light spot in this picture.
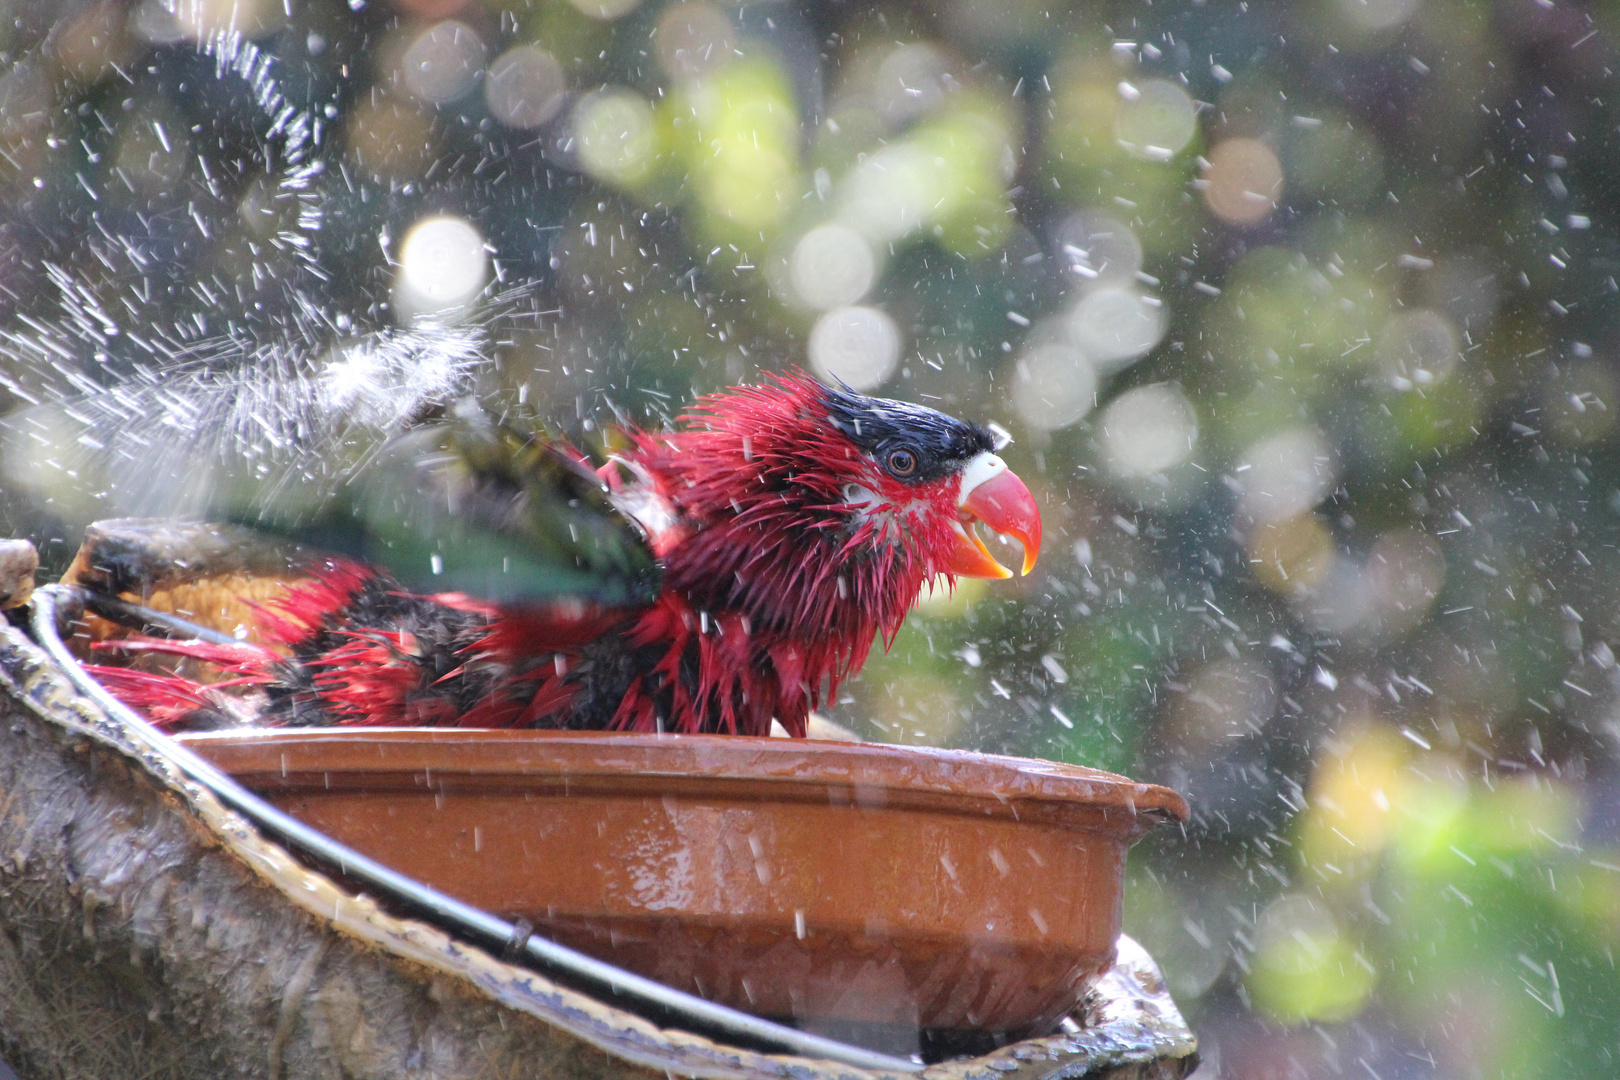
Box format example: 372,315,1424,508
1247,512,1333,595
1236,427,1336,522
1067,286,1168,370
573,89,660,188
392,215,488,323
1098,383,1198,479
167,0,278,39
873,43,952,127
387,0,471,17
1114,79,1197,162
790,224,877,310
808,306,901,390
1052,211,1142,285
1249,894,1377,1024
484,46,567,130
1203,137,1284,226
837,93,1016,248
678,59,802,232
1299,724,1409,870
654,2,733,82
1290,527,1445,644
840,143,936,242
1010,343,1097,431
131,0,187,45
399,21,486,105
568,0,643,21
1379,308,1460,389
1336,0,1421,32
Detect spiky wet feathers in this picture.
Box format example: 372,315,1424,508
93,375,1038,737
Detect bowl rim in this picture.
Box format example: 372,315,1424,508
174,728,1190,826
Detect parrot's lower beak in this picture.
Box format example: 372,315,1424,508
946,456,1042,579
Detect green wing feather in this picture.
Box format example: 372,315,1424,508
214,406,662,608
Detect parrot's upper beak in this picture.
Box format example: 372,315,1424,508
945,453,1042,579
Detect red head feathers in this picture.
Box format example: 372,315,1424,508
92,373,1042,738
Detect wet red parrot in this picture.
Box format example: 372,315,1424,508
90,373,1041,737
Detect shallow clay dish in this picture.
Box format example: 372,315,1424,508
177,729,1187,1040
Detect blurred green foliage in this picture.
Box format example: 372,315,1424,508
1,0,1620,1074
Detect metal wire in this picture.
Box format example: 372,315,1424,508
81,591,243,646
27,584,921,1073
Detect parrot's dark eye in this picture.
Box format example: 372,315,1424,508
820,382,996,483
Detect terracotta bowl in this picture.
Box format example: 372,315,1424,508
176,729,1187,1040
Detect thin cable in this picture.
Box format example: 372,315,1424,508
27,585,920,1073
82,592,242,646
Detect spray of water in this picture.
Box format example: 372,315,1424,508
0,29,505,530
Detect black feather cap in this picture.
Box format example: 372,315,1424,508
818,382,995,484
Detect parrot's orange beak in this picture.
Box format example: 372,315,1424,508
946,457,1042,579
